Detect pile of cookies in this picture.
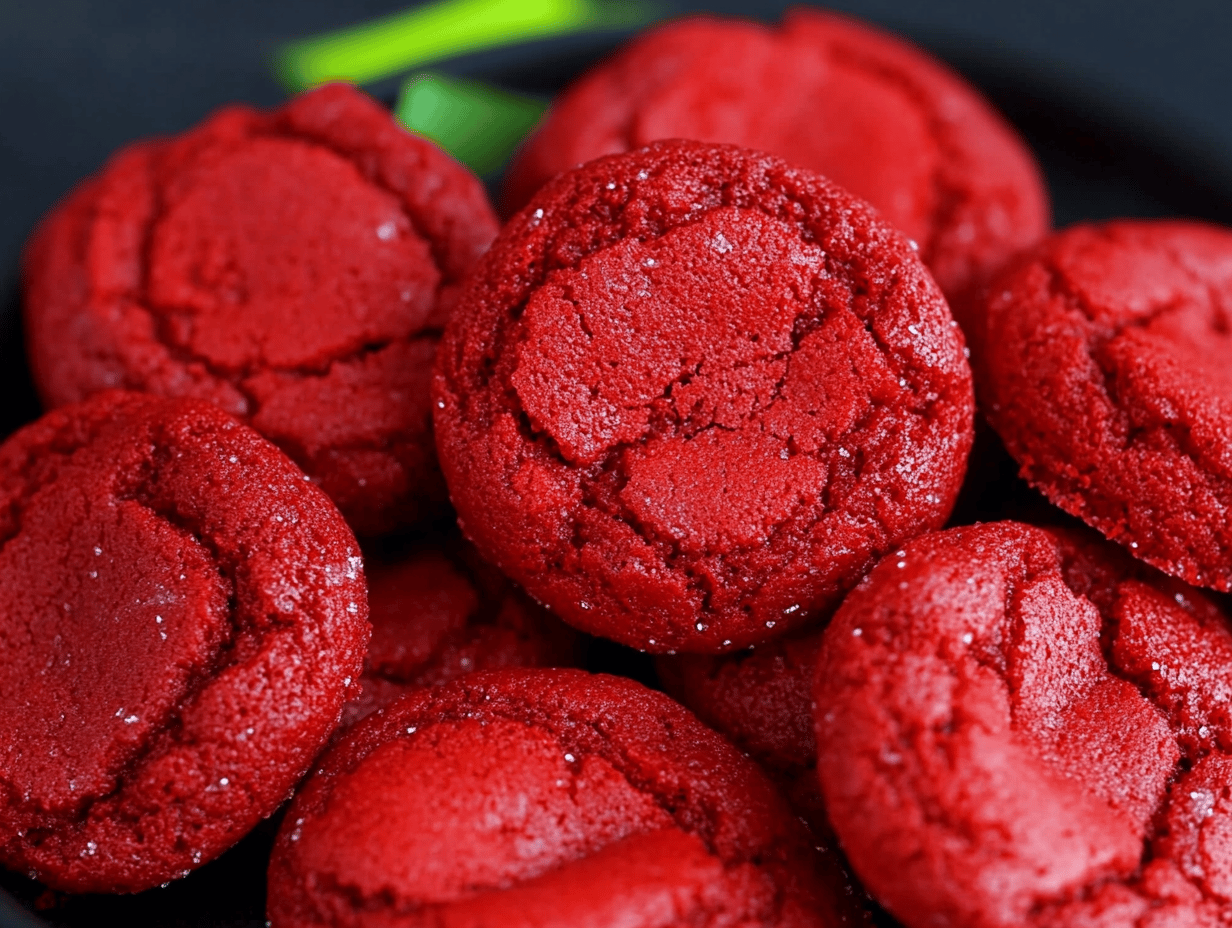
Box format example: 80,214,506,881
3,8,1230,928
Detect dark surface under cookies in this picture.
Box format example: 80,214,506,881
3,1,1232,926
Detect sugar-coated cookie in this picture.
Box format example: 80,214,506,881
0,391,369,893
268,669,843,928
435,140,974,653
980,221,1232,592
815,521,1232,927
504,10,1049,328
23,83,499,536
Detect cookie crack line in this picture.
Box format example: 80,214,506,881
498,190,933,448
1016,545,1212,826
146,292,446,383
135,240,444,423
300,719,795,927
1,489,252,837
332,694,778,870
935,539,1228,915
0,405,337,868
1043,245,1208,345
545,407,939,629
578,395,912,614
1039,258,1232,489
476,162,835,392
0,414,121,553
825,40,963,271
264,124,461,281
499,213,944,565
304,854,770,928
864,669,1164,924
511,378,936,633
118,118,458,417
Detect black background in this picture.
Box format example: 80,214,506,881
6,0,1232,285
3,1,1232,925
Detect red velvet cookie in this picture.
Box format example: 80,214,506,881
22,83,499,536
503,10,1049,329
339,542,581,729
267,669,842,928
980,221,1232,592
815,521,1232,927
658,633,823,823
435,140,974,653
0,391,369,893
658,633,876,925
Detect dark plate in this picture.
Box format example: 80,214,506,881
3,1,1232,925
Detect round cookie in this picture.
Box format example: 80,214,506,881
658,633,877,926
815,521,1232,927
435,139,974,653
339,542,582,729
22,82,500,536
658,633,824,823
503,9,1049,329
267,669,842,928
980,221,1232,592
0,391,369,893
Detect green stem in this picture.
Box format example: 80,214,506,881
275,0,657,91
396,72,548,176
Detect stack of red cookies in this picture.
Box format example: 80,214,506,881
4,9,1231,928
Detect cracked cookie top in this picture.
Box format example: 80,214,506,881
815,521,1232,928
0,391,369,893
22,83,499,536
501,9,1050,332
267,669,839,928
979,221,1232,592
434,140,974,652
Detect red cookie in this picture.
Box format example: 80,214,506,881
815,521,1232,927
267,669,842,928
435,140,974,653
658,633,823,822
658,633,876,925
503,10,1049,328
339,542,581,730
0,391,369,893
980,221,1232,592
22,83,499,536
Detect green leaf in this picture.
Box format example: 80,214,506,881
275,0,657,92
396,72,548,176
